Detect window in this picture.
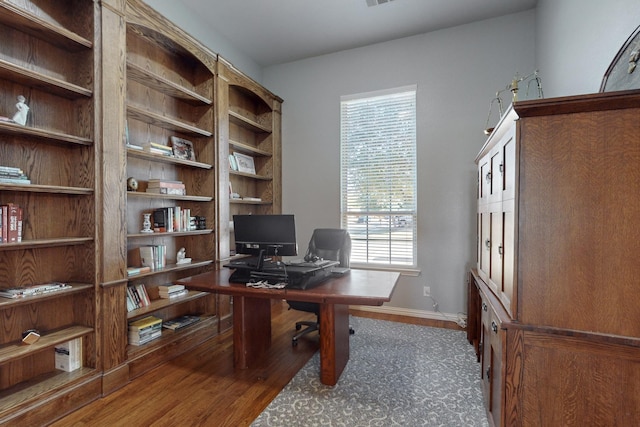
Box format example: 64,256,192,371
340,86,417,267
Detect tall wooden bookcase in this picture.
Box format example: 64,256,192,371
100,0,219,394
0,0,283,421
216,59,282,330
0,0,102,424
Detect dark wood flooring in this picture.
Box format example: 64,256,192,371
51,301,461,426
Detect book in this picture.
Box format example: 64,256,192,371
7,204,19,243
158,284,185,293
126,266,151,276
159,288,189,299
143,142,173,156
162,315,201,331
0,282,70,299
146,187,186,196
135,283,151,306
0,177,31,185
139,245,156,269
55,338,82,372
128,315,162,331
147,179,185,189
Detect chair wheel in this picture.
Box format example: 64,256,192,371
349,327,355,335
295,324,302,331
292,338,298,346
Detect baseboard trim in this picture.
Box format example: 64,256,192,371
349,305,466,331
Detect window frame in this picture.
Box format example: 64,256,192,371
340,85,418,270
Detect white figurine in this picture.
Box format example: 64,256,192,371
176,247,191,265
12,95,29,126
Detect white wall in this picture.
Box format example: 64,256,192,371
142,0,262,81
536,0,640,97
263,12,536,315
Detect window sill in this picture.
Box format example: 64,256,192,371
350,264,421,277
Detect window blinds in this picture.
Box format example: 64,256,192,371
340,86,417,266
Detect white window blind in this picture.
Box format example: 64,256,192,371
340,86,417,267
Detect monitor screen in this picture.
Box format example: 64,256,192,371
233,214,298,257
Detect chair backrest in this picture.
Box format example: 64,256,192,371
305,228,351,267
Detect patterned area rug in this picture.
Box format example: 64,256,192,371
252,316,489,426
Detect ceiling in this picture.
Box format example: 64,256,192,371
181,0,538,67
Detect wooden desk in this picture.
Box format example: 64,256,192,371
176,268,399,385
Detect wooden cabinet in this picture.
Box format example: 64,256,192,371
0,0,102,423
469,90,640,426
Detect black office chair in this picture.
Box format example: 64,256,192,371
288,228,352,346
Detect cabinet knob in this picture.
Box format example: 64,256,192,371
498,245,503,256
485,171,492,183
482,302,488,312
485,238,491,250
486,366,491,380
499,163,504,175
491,321,498,333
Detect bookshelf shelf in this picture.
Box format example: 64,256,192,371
230,170,272,181
0,367,98,415
125,260,213,280
126,315,217,360
127,229,213,239
127,104,213,137
0,122,93,146
0,3,92,51
0,325,93,366
127,148,213,169
0,59,92,99
229,110,271,133
0,284,93,309
0,183,93,195
127,191,213,202
127,290,210,320
229,139,272,157
126,61,212,106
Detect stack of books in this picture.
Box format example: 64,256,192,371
146,179,186,196
0,166,30,185
1,203,23,243
0,282,70,299
158,284,188,299
143,142,173,156
128,316,162,346
126,266,152,277
162,315,201,331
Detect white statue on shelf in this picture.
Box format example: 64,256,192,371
176,247,192,265
12,95,29,126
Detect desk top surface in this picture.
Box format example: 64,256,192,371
176,268,400,306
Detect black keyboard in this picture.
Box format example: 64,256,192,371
289,259,337,268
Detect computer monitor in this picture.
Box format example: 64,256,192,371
233,214,298,269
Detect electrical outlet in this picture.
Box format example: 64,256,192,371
423,286,430,297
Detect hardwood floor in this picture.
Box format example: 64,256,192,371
51,302,462,426
52,300,318,427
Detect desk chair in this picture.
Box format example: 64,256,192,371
288,228,352,346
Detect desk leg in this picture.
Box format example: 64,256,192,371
319,303,350,386
233,296,272,369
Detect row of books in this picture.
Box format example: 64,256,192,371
146,179,186,196
0,203,23,243
0,165,30,185
140,244,167,270
128,314,202,346
152,206,196,232
0,282,70,299
126,283,151,311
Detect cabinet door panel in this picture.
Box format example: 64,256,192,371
490,211,503,293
